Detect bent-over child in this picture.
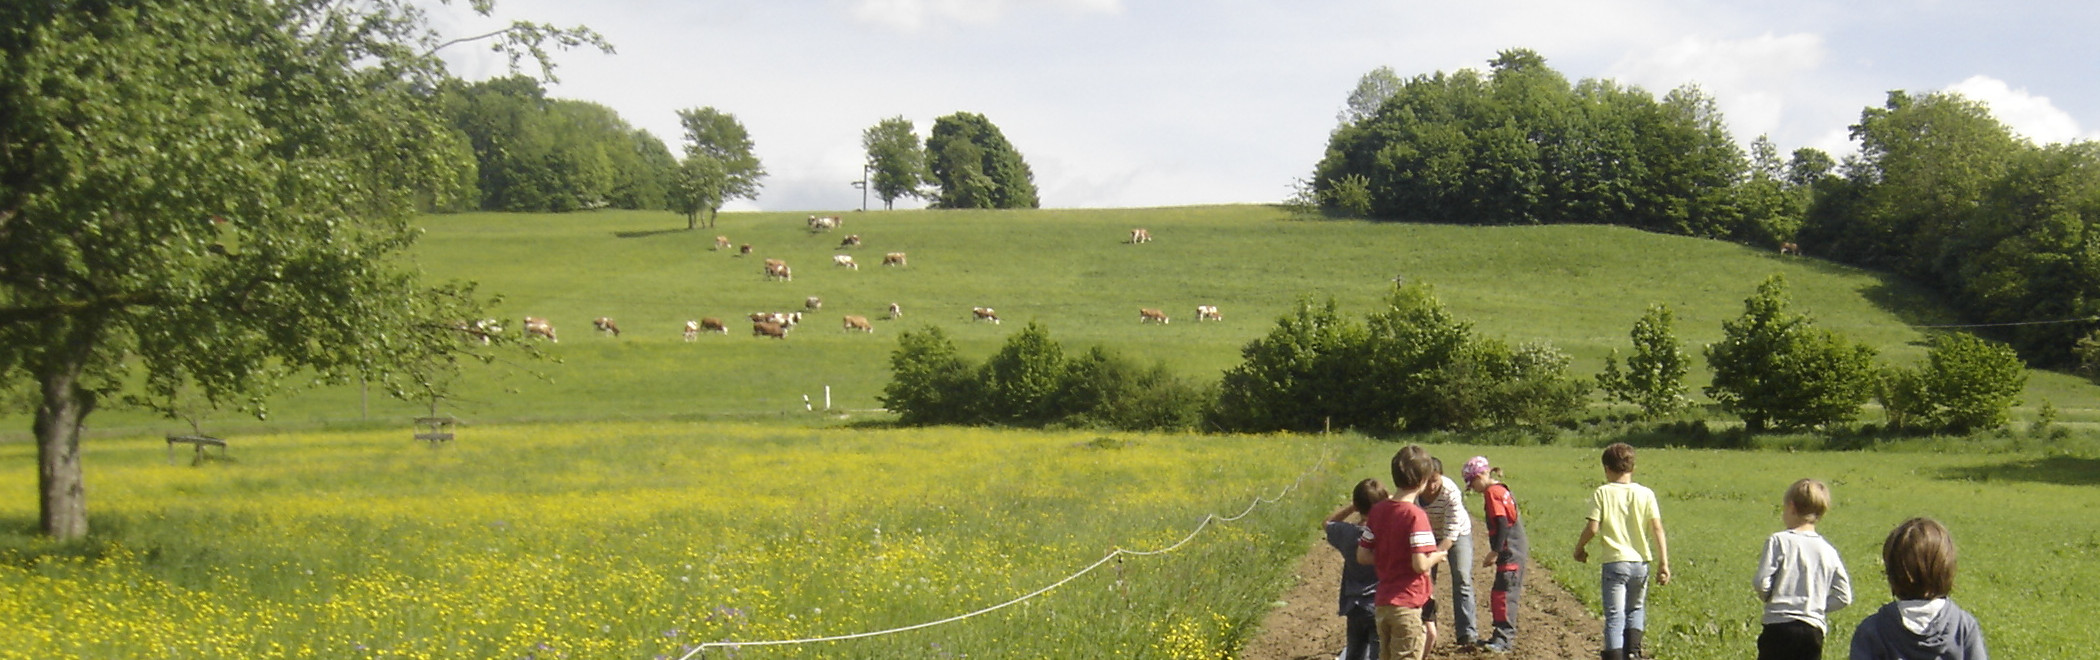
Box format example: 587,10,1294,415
1417,456,1478,650
1464,455,1527,654
1849,517,1988,660
1326,478,1389,660
1574,442,1670,660
1753,478,1853,660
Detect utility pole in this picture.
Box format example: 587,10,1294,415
851,162,870,211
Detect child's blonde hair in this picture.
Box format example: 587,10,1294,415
1785,478,1830,522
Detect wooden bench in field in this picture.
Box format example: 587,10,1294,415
165,434,228,465
414,416,457,445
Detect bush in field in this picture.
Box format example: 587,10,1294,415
1597,304,1691,419
881,326,980,425
1215,284,1588,433
1055,347,1210,432
979,322,1067,426
1213,298,1364,433
1879,332,2028,433
1705,276,1879,432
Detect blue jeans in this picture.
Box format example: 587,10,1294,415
1447,533,1478,641
1601,561,1649,650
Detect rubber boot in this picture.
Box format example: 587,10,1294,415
1624,629,1646,660
1600,649,1625,660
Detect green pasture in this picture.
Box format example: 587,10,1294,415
11,205,2097,438
1321,442,2100,659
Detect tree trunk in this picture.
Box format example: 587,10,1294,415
34,319,99,539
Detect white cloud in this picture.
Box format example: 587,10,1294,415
1944,75,2096,145
849,0,1121,32
1609,33,1827,140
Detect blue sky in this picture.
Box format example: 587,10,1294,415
430,0,2100,212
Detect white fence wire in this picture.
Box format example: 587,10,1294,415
675,449,1336,659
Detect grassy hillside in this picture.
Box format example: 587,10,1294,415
16,205,2098,435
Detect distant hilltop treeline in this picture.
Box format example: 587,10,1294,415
1311,49,2100,369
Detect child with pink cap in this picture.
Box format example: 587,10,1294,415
1463,455,1528,653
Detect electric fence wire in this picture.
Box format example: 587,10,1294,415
673,448,1338,659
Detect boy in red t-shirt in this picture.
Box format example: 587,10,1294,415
1358,446,1449,660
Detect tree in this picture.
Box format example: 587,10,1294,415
978,322,1066,426
880,325,978,425
669,154,725,230
1338,65,1402,127
0,0,603,539
674,107,765,225
926,112,1038,209
1704,276,1879,432
1878,332,2027,433
1213,298,1362,433
1597,304,1690,419
863,116,927,210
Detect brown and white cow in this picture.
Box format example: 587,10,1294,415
1139,308,1170,324
714,235,732,251
1779,242,1801,256
764,260,793,281
523,316,557,342
700,317,728,334
683,320,701,342
1129,228,1152,243
881,252,907,267
973,307,1001,324
593,316,621,337
833,254,858,270
752,321,788,339
458,318,501,345
739,243,753,256
1196,305,1222,322
839,234,862,249
807,215,841,231
805,296,823,311
842,315,873,332
887,302,903,319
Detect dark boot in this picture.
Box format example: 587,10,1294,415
1624,629,1646,660
1600,649,1625,660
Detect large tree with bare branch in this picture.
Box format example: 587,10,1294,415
0,0,603,539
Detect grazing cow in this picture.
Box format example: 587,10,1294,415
805,296,823,311
456,318,501,345
973,307,1001,324
839,234,861,249
1779,242,1801,256
752,321,787,339
1139,308,1170,324
523,316,557,342
881,252,907,267
807,215,841,231
833,254,859,270
714,235,731,251
887,302,902,319
700,317,728,334
683,320,701,342
1129,228,1152,243
1196,305,1222,322
739,243,753,256
843,315,873,332
764,260,793,281
593,317,621,337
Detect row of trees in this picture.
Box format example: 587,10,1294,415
882,279,2028,436
1311,51,2100,370
863,113,1040,210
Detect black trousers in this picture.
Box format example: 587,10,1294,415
1757,620,1824,660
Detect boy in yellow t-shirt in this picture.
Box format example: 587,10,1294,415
1573,443,1671,660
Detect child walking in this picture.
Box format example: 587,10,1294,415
1325,479,1390,660
1463,456,1527,654
1573,442,1671,660
1753,479,1853,660
1358,446,1449,660
1849,517,1989,659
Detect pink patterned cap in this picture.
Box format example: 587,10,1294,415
1461,456,1492,482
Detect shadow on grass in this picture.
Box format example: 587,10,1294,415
1858,279,1963,335
1938,455,2100,486
613,227,691,239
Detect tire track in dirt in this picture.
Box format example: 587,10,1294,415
1243,528,1604,659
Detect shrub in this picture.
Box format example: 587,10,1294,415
1056,347,1209,432
1597,304,1690,419
881,326,979,425
1705,276,1878,432
978,322,1066,426
1213,298,1363,433
1878,332,2027,433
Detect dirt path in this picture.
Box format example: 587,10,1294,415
1242,529,1603,659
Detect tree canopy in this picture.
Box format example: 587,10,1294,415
674,107,765,228
0,0,602,538
926,112,1039,209
863,116,928,210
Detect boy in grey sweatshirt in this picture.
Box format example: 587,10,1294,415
1753,479,1852,659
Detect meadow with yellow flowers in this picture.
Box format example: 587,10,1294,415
0,422,1339,659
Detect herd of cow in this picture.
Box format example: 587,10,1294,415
471,220,1221,344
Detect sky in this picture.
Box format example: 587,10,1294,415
427,0,2100,213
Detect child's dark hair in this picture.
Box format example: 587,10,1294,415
1352,479,1390,516
1391,445,1435,491
1883,517,1957,600
1603,442,1637,474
